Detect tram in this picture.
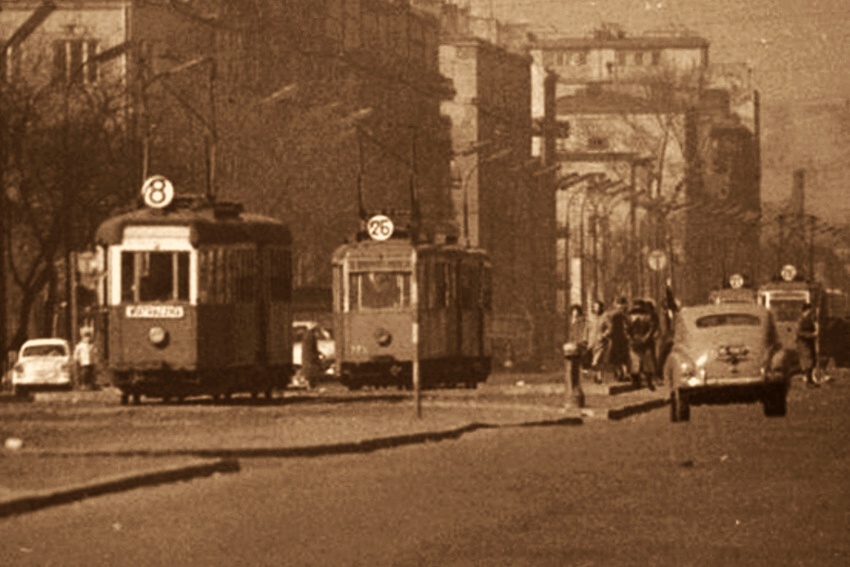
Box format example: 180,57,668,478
332,215,492,390
94,176,293,404
757,264,850,369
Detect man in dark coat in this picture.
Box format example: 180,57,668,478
626,299,658,391
601,297,631,382
796,302,819,387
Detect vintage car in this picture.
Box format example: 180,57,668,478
11,338,73,397
663,303,794,422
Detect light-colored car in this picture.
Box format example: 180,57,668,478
12,338,73,397
292,321,335,376
663,303,794,422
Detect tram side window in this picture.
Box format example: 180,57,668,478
268,247,291,302
460,264,475,309
350,272,410,311
121,251,189,302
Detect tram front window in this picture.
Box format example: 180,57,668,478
350,271,410,311
121,251,189,302
769,299,806,322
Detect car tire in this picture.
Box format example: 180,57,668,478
670,393,690,423
762,391,787,417
12,385,28,399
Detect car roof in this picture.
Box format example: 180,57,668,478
678,303,770,326
22,338,70,347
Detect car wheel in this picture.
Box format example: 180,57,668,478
13,385,28,399
670,393,690,423
763,391,787,417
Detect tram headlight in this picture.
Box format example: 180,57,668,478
374,328,393,347
148,326,169,347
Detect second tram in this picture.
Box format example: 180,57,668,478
332,217,492,390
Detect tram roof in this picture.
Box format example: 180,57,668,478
332,237,489,263
95,203,291,247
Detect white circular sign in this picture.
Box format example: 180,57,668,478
647,249,667,272
780,264,797,282
141,175,174,209
367,215,394,241
729,273,745,289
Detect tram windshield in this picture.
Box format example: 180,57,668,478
767,298,806,322
121,251,190,302
349,271,411,311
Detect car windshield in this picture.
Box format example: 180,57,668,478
22,344,67,357
695,314,761,328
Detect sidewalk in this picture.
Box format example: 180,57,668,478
0,373,667,518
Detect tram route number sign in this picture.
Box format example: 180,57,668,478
125,305,185,319
367,214,394,241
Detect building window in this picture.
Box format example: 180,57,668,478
617,51,627,65
52,39,99,84
634,51,644,65
576,51,587,65
652,50,661,65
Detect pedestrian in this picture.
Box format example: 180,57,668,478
601,297,631,382
796,302,819,387
73,329,97,390
587,300,606,384
658,280,679,375
301,325,321,390
626,299,658,391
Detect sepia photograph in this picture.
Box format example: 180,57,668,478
1,0,849,564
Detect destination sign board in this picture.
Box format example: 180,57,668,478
125,305,185,319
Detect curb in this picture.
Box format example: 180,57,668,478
0,457,239,519
0,393,32,404
605,397,670,420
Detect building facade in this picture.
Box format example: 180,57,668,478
529,24,760,309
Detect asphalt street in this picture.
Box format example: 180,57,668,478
1,376,847,566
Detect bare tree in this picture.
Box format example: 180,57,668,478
2,78,134,347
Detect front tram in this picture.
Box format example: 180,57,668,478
95,177,293,404
332,215,492,390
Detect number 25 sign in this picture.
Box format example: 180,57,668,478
367,215,394,241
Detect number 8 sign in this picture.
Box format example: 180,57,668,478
367,215,394,241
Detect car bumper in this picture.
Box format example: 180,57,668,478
676,379,789,405
12,380,72,392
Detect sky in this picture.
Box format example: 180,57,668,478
464,0,850,222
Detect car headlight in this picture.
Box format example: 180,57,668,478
680,355,707,385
